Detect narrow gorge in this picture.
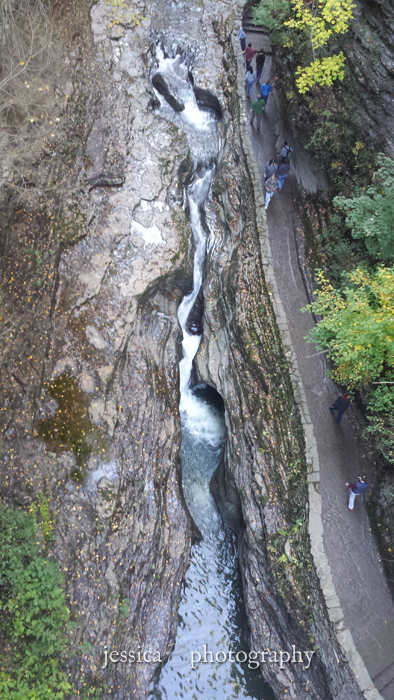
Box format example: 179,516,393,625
1,1,393,700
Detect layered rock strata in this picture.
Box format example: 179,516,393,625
0,1,377,699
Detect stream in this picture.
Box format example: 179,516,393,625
148,48,274,700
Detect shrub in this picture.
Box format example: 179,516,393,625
365,384,394,466
252,0,292,45
303,267,394,388
334,155,394,260
0,504,72,699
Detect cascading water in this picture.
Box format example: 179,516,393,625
149,49,274,700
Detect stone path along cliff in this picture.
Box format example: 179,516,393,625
242,19,394,700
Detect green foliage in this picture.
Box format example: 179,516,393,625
303,103,376,186
303,267,394,387
118,597,130,622
334,155,394,260
0,505,38,594
39,493,56,544
8,559,70,653
0,504,72,699
252,0,292,44
365,384,394,466
320,213,367,286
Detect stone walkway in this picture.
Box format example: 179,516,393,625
242,25,394,700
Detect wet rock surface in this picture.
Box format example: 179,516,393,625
342,0,394,157
0,0,195,696
0,1,380,699
151,73,185,112
194,25,365,700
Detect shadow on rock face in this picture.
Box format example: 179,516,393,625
210,456,244,535
138,269,193,308
186,288,204,335
193,87,222,120
152,73,185,112
192,383,225,413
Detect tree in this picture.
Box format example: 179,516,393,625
252,0,292,45
253,0,355,93
0,0,57,200
334,155,394,260
365,384,394,466
303,267,394,388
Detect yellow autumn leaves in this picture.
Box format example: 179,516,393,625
304,267,394,387
284,0,355,92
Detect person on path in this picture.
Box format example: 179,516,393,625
244,43,255,71
237,26,246,52
246,66,256,98
260,81,272,105
278,158,290,190
329,394,350,424
264,159,277,181
250,96,265,130
265,173,278,209
346,475,368,510
256,50,266,83
280,140,293,162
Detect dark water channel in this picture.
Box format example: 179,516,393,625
150,415,274,700
148,47,275,700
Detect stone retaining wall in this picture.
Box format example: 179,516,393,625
231,5,382,699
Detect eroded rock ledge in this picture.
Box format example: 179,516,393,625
194,15,366,700
0,1,376,699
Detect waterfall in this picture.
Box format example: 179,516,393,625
149,48,274,700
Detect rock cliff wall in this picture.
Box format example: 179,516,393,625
0,1,378,698
195,19,365,700
0,2,194,696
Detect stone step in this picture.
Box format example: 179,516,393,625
242,10,267,34
243,23,267,34
373,660,394,699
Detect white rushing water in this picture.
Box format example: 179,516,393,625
154,48,213,133
177,167,227,445
149,49,273,700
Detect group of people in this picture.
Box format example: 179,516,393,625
239,25,370,513
329,395,369,510
242,41,272,103
263,142,293,208
237,29,289,209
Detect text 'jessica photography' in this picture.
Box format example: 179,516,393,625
101,644,315,671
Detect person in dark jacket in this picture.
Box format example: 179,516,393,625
264,159,277,181
278,158,290,190
346,475,368,510
280,140,293,162
329,394,350,424
256,51,266,83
